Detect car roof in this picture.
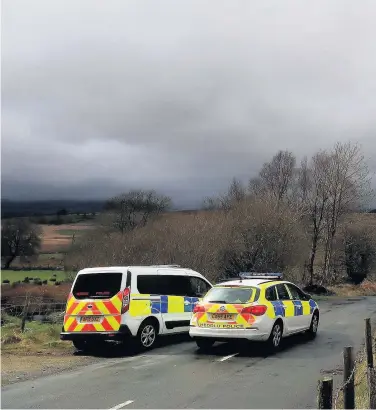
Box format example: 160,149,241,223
215,278,288,288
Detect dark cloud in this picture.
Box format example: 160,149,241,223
2,0,376,205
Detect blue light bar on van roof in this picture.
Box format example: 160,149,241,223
239,272,283,280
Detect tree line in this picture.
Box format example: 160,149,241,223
64,141,375,285
2,141,375,285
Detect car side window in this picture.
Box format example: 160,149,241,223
286,284,309,301
189,277,211,297
265,286,278,301
276,284,292,300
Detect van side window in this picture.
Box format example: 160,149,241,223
137,275,163,294
165,276,191,296
265,286,278,301
189,277,211,297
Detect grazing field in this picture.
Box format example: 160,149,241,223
40,223,94,253
1,270,68,283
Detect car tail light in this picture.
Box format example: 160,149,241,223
241,305,267,316
121,287,131,314
193,304,205,313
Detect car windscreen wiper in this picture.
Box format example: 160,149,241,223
207,300,227,303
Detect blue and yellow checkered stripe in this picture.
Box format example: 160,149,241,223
268,300,314,318
130,294,200,316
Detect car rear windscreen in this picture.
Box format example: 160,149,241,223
72,272,122,299
203,286,256,304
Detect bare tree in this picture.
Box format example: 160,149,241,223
104,190,171,234
343,224,376,284
321,142,373,279
1,218,42,269
302,151,331,285
203,178,246,211
221,197,308,278
250,150,296,204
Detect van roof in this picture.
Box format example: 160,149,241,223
77,265,198,274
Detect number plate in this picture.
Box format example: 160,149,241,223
211,313,235,320
80,316,103,323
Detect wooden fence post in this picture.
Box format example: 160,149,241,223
317,377,333,409
365,318,374,369
20,297,29,333
369,368,376,409
343,346,355,409
365,318,376,409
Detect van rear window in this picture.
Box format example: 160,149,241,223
72,272,122,299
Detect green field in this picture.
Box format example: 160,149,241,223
1,270,69,283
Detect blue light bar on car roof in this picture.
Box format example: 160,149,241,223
239,272,283,280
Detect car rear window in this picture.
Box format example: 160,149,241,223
203,286,257,304
72,272,122,299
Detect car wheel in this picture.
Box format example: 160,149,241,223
306,312,319,339
195,338,215,351
266,321,283,352
137,320,158,351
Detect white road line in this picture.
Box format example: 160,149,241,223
218,353,239,362
110,400,134,409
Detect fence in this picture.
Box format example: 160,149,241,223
317,318,376,409
1,295,66,331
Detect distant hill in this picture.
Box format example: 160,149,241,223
1,200,106,218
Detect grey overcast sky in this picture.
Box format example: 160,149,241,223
2,0,376,207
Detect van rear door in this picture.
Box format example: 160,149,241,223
64,272,123,333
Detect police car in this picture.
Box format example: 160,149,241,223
189,272,319,351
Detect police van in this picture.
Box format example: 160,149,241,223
60,265,212,351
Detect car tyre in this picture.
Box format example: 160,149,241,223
266,321,283,353
137,320,158,351
195,338,215,351
306,311,319,339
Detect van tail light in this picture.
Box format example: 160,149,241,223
121,287,131,314
193,304,205,313
241,305,267,316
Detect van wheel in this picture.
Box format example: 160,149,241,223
137,320,158,350
266,321,283,352
195,338,215,351
73,339,91,351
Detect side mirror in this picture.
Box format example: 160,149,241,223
304,293,312,300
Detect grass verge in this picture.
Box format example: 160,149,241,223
0,315,100,386
1,315,69,354
334,333,376,409
329,280,376,298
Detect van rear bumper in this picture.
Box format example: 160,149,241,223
60,325,132,341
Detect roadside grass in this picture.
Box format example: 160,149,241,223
335,334,376,409
1,270,69,283
1,315,70,354
328,280,376,298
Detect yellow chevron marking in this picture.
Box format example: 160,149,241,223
64,316,75,330
95,301,110,315
72,302,86,316
106,315,120,330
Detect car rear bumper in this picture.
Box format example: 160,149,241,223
189,326,270,341
60,325,132,341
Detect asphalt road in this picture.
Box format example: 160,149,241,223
2,297,376,409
